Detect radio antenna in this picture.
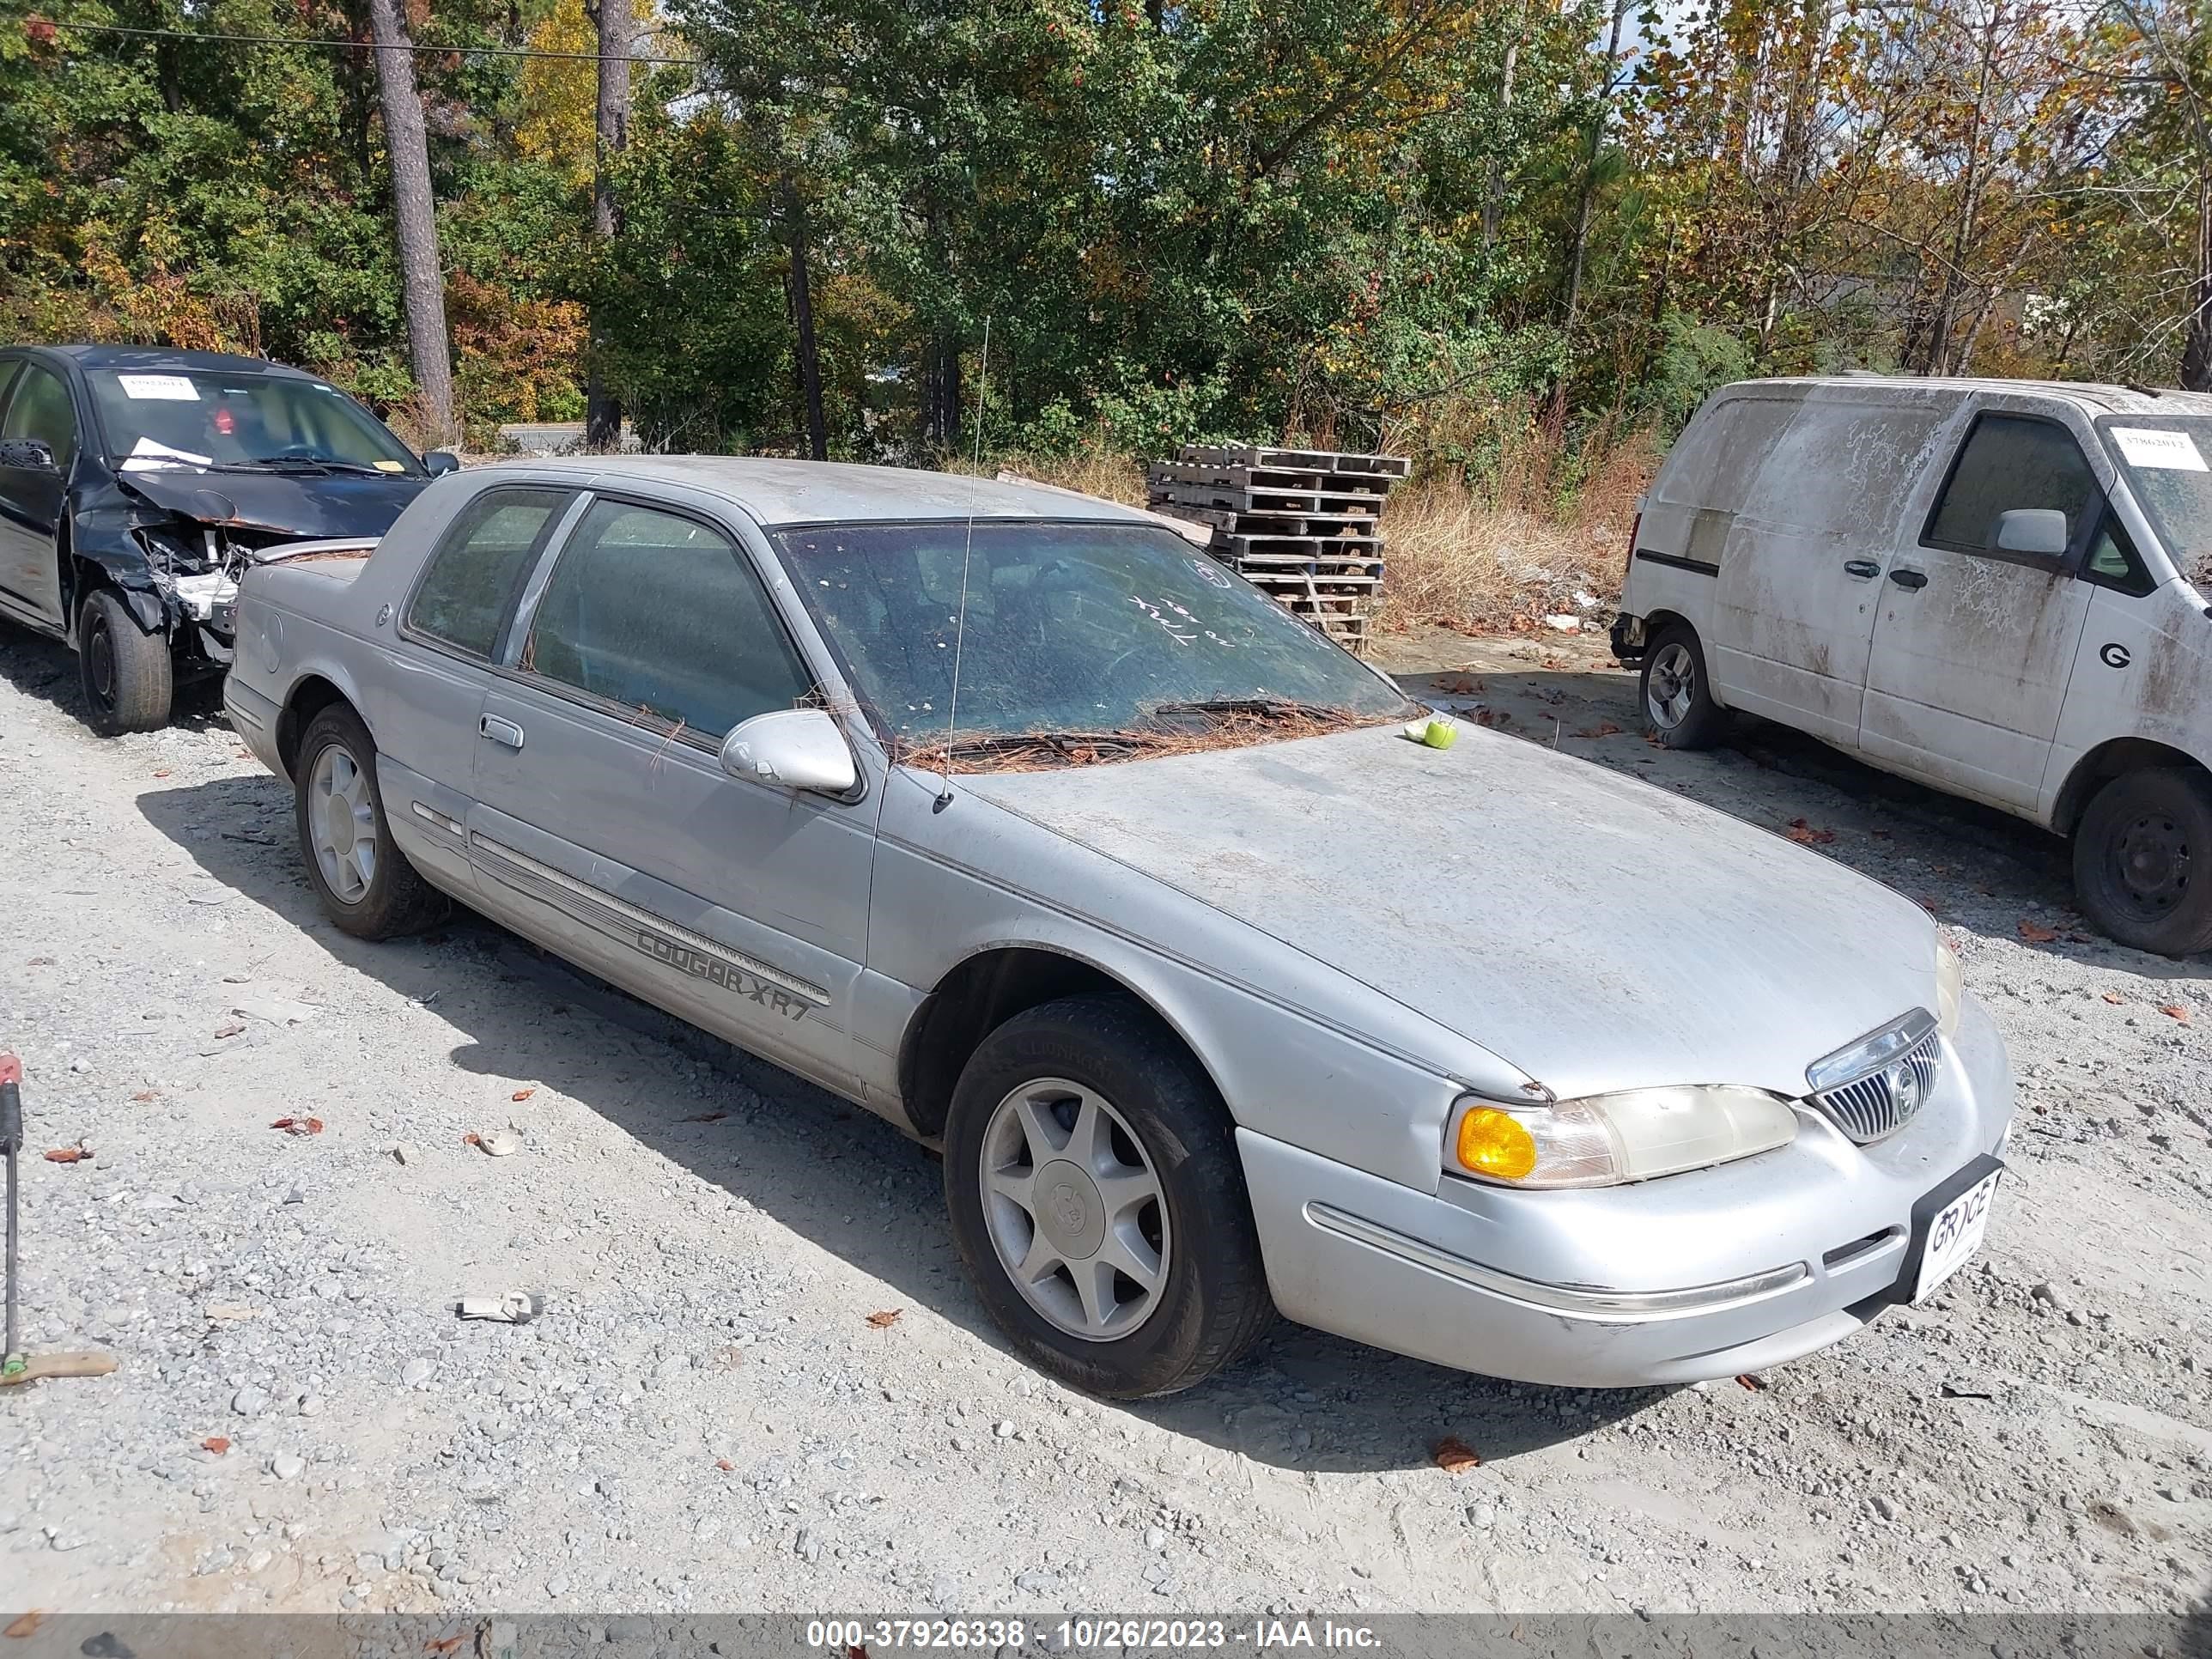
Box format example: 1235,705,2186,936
935,313,990,810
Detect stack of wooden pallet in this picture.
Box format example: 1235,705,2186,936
1146,443,1411,651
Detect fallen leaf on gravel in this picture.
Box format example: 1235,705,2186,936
2160,1004,2191,1024
684,1111,730,1123
213,1023,246,1040
2103,992,2125,1006
270,1116,324,1135
463,1132,483,1148
865,1309,902,1328
43,1142,90,1164
1574,722,1623,739
511,1087,536,1101
1431,1436,1481,1474
152,769,171,779
1643,732,1664,748
424,1638,464,1656
715,1458,735,1471
4,1611,45,1638
1784,818,1836,845
201,1437,229,1455
2018,920,2058,944
1736,1373,1767,1391
130,1089,159,1102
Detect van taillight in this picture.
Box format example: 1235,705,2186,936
1623,511,1641,579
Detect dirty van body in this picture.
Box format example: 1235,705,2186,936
228,458,2013,1399
0,344,456,734
1614,375,2212,956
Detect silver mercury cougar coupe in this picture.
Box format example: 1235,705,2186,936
225,459,2013,1399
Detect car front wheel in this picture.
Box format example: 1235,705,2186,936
944,994,1275,1399
2073,766,2212,957
77,588,173,735
295,703,447,939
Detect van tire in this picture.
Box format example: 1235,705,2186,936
76,587,173,735
2072,767,2212,957
1639,623,1730,750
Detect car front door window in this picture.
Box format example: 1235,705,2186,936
1923,414,2096,561
1,365,78,472
519,499,812,742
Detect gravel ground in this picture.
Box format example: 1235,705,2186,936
2,623,2209,1622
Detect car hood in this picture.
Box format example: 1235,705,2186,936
117,466,426,538
959,722,1941,1101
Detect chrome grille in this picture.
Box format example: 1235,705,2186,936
1810,1027,1942,1143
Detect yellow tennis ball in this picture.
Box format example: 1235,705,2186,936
1424,717,1457,750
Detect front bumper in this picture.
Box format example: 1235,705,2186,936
1238,994,2013,1388
1609,612,1646,663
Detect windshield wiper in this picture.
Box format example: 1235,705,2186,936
210,457,389,477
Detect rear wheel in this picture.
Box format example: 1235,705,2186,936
295,703,447,939
943,994,1274,1399
76,588,173,736
1639,622,1730,750
2072,767,2212,957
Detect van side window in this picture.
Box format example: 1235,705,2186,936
1924,415,2096,558
2083,515,2156,598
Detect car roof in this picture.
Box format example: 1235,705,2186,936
493,455,1155,528
13,344,322,380
1720,374,2212,420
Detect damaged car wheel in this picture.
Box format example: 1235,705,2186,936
76,587,173,736
295,704,448,939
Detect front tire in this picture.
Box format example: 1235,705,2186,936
2072,767,2212,957
77,588,173,735
1639,622,1730,750
943,994,1275,1399
295,704,447,939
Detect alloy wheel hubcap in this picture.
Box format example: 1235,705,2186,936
1648,641,1695,728
307,742,378,904
978,1078,1170,1342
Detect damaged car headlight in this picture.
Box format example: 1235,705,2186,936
1449,1085,1798,1189
1936,939,1963,1037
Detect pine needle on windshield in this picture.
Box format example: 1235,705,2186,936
895,705,1401,775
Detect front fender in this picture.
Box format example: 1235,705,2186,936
68,480,173,636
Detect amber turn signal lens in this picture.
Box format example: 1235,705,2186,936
1455,1107,1539,1181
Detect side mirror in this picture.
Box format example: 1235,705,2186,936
1994,508,2068,558
719,708,858,796
422,449,461,477
0,438,57,472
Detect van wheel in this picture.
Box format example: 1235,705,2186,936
2072,767,2212,957
1640,623,1729,750
77,588,173,735
295,704,448,939
943,994,1275,1399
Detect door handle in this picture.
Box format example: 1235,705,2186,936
1843,559,1881,579
478,714,526,749
1888,568,1929,591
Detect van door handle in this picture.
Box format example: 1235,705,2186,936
1843,559,1881,579
1888,568,1929,591
478,714,526,749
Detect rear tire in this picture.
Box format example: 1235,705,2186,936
2072,767,2212,957
76,588,173,735
1639,622,1730,750
943,994,1275,1399
295,704,447,939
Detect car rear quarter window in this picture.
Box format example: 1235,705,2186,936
1925,414,2095,556
405,487,569,659
520,499,811,741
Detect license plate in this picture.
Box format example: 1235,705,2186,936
1912,1170,2000,1303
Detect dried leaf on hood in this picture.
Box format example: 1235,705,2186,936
1431,1436,1481,1474
2017,920,2059,944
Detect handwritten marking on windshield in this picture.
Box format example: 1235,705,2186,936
1127,592,1237,648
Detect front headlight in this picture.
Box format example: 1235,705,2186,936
1936,939,1963,1037
1449,1085,1798,1189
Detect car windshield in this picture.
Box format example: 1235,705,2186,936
2096,415,2212,585
87,368,422,476
773,519,1415,767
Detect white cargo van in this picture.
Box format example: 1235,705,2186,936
1613,375,2212,956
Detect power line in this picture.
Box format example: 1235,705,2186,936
20,16,702,65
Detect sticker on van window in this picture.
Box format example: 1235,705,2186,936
2110,427,2209,471
115,374,200,401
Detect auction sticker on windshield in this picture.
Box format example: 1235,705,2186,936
115,374,200,401
2110,427,2209,471
1913,1169,2000,1303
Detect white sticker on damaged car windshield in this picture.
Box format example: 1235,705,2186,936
114,374,200,401
2111,427,2209,471
119,436,213,471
